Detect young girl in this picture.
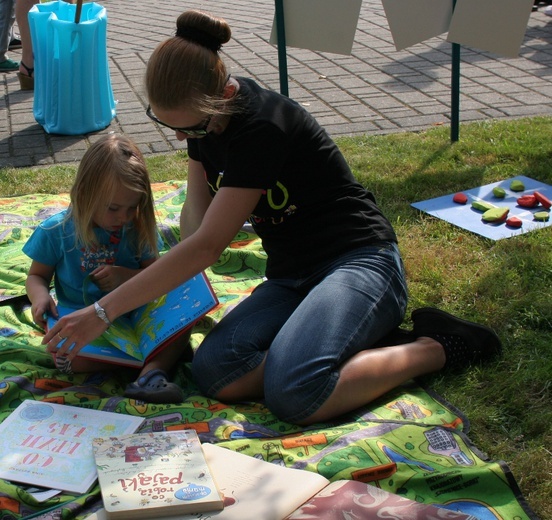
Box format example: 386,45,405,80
24,134,186,403
43,12,501,425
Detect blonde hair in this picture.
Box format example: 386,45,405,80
66,134,159,257
145,10,235,115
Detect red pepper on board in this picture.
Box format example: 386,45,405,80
517,194,539,208
506,216,523,228
453,192,468,204
533,191,552,209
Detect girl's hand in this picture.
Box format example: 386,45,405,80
32,296,58,329
90,265,123,292
42,305,108,359
26,263,56,329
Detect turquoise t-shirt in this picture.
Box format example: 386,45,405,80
23,210,161,308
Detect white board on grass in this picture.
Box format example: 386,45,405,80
411,176,552,240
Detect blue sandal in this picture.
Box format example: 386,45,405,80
124,369,183,404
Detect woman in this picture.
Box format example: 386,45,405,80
44,10,501,424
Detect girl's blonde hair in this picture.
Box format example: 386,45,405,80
66,134,159,257
145,10,235,115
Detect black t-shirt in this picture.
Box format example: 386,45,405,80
187,78,397,279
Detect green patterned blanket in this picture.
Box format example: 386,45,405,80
0,182,537,519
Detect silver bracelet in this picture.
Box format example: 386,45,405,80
94,301,112,327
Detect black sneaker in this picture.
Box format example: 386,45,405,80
411,307,502,370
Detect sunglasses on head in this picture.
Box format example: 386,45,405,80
146,105,212,137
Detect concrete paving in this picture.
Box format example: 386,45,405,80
2,0,552,168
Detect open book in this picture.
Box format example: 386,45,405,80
49,272,217,368
86,443,478,520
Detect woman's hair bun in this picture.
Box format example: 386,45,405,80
175,10,231,53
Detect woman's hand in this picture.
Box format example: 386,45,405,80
42,305,108,359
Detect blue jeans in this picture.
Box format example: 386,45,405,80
192,242,408,423
0,0,16,60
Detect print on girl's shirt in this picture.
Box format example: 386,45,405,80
79,239,119,272
80,231,122,272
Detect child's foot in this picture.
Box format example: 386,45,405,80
124,369,184,403
411,307,502,370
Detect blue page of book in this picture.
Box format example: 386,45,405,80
129,273,217,359
48,273,217,366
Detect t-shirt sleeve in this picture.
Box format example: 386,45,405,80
22,220,64,267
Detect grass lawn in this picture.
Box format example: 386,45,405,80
1,116,551,519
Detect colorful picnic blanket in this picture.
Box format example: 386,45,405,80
0,181,538,520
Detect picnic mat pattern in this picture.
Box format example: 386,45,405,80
0,181,538,520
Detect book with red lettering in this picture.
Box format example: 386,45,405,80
92,430,224,519
0,400,144,494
